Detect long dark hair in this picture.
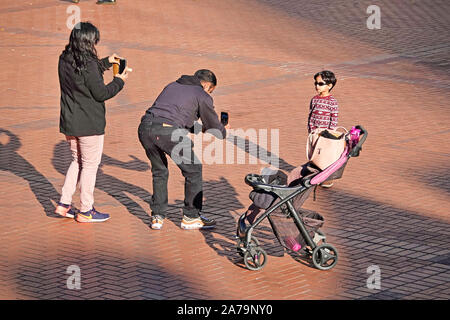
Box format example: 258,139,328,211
62,22,105,74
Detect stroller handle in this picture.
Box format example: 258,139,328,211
245,173,265,186
348,125,368,158
245,173,305,193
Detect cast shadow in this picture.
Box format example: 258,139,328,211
227,134,295,172
185,176,287,269
13,254,207,300
0,128,62,218
52,140,153,227
316,184,450,299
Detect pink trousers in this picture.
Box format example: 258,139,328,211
59,135,104,212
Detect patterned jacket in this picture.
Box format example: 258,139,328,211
307,95,339,133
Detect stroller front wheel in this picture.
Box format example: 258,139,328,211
243,247,267,271
312,244,338,271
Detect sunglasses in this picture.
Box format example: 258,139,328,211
314,81,328,86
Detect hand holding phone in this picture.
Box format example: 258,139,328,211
114,59,132,81
119,59,127,74
113,58,127,75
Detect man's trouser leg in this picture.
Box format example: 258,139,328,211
138,122,170,218
165,129,202,218
139,121,203,219
175,157,202,218
160,131,202,218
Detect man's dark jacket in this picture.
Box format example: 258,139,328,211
143,75,226,139
58,53,124,136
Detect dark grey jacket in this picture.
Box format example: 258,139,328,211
58,53,124,136
143,75,226,139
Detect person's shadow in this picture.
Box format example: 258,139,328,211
52,140,153,227
0,128,62,218
188,176,286,269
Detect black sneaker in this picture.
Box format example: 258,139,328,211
96,0,116,4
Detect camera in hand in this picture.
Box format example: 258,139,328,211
221,112,229,126
113,58,127,75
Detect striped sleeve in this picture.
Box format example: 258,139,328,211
328,97,339,129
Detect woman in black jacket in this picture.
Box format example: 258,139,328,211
55,21,129,223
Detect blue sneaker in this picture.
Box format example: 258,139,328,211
76,207,110,223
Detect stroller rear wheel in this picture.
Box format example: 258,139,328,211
312,244,338,271
244,247,267,271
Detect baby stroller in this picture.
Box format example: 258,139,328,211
236,125,367,271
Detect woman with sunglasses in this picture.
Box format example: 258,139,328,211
55,21,130,222
307,70,339,188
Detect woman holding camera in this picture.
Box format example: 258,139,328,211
56,21,130,222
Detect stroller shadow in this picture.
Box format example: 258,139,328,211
286,248,318,269
0,129,62,218
227,134,295,172
191,177,286,269
52,141,153,227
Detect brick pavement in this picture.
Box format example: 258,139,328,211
0,0,449,300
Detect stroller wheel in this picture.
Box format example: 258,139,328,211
244,247,267,271
236,238,260,257
312,244,338,271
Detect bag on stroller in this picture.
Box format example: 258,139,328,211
307,127,348,170
236,125,368,271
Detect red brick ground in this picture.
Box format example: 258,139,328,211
0,0,449,300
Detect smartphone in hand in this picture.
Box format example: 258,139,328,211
221,112,229,126
119,59,127,74
113,58,127,75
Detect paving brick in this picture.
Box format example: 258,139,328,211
0,0,449,301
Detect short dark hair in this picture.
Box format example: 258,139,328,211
314,70,337,91
195,69,217,86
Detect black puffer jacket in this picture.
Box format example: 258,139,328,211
58,53,124,136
